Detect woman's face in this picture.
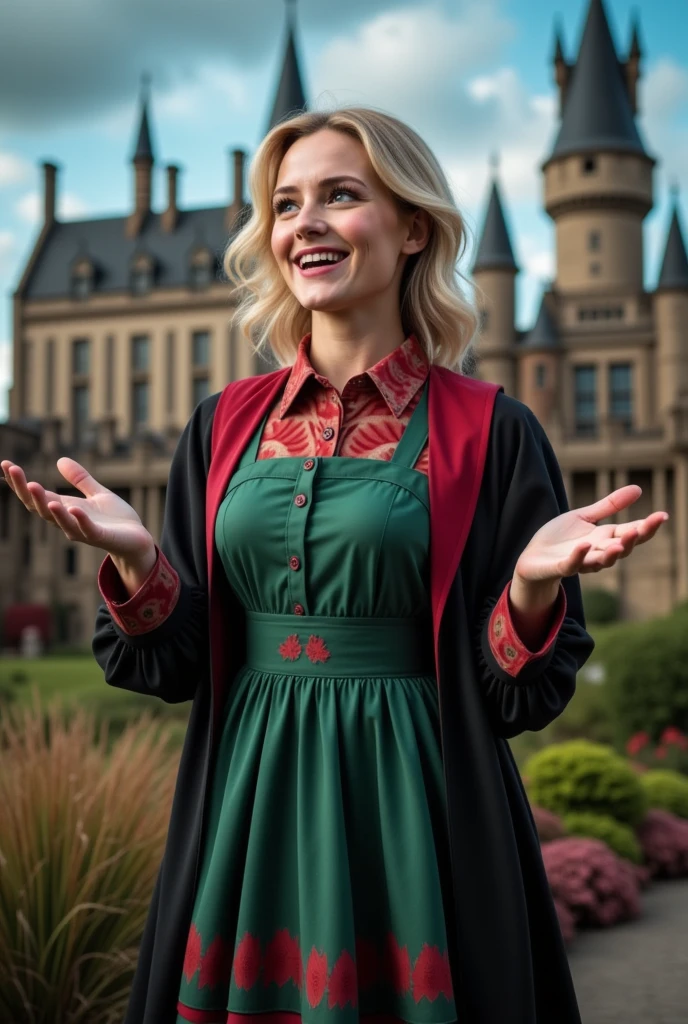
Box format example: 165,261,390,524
270,128,427,315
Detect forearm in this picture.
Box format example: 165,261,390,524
109,544,158,599
508,574,562,651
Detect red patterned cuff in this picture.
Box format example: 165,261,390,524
487,579,567,677
97,545,181,636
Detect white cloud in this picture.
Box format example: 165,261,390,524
642,58,688,121
0,150,32,187
0,230,16,272
15,190,90,225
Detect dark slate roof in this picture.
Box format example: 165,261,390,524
521,294,559,349
21,207,244,299
133,97,154,161
472,179,518,272
547,0,649,159
657,201,688,291
266,17,307,132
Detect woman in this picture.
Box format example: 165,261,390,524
1,107,668,1024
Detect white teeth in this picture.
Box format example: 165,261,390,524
299,252,346,268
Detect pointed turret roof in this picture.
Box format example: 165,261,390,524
132,75,155,162
266,1,307,133
522,294,559,348
472,167,518,273
552,19,566,62
657,193,688,291
629,14,642,58
548,0,648,160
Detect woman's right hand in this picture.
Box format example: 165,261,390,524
1,456,156,563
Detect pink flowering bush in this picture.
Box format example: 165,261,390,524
530,804,566,843
636,808,688,879
541,837,641,928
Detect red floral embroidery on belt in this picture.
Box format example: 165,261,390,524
278,634,302,661
305,635,331,663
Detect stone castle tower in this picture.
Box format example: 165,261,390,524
471,0,688,617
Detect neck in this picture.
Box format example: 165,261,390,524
308,302,407,393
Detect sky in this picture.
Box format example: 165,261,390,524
1,0,687,422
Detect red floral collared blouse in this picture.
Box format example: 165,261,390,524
97,333,566,677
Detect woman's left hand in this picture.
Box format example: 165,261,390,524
514,485,669,584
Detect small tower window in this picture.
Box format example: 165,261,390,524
535,364,547,389
589,261,601,277
71,258,94,300
65,546,78,576
189,248,213,290
130,251,155,295
582,157,597,174
588,231,601,252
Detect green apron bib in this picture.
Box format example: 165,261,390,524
177,383,458,1024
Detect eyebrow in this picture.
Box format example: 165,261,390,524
272,175,368,198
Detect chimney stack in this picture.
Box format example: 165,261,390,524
226,147,246,232
162,164,180,232
43,162,58,226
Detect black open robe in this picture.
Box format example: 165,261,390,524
92,366,595,1024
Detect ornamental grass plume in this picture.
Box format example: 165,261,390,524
541,837,641,928
0,689,180,1024
636,808,688,879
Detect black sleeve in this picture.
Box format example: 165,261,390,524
470,392,595,738
91,392,221,704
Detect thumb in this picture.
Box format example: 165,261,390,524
577,484,641,524
56,457,107,499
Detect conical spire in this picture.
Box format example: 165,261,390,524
657,189,688,291
266,0,307,133
629,13,642,58
522,294,559,348
549,0,648,159
133,73,155,162
552,19,566,62
472,158,518,273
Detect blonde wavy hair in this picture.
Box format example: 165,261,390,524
224,105,478,371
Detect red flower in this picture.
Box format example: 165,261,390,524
263,928,302,989
199,934,232,989
382,932,411,995
654,745,668,760
661,726,688,749
411,944,453,1003
355,937,379,992
328,950,358,1009
626,731,650,757
183,923,202,983
305,948,329,1007
233,932,262,990
279,634,302,661
305,635,331,664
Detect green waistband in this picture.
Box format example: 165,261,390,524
245,612,435,678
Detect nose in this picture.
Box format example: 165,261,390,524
292,198,328,238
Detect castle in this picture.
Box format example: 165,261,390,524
1,0,687,648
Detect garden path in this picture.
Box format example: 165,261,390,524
567,877,688,1023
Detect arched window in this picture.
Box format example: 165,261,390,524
71,257,95,300
130,251,155,295
189,247,214,290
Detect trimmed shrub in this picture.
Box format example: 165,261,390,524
523,739,648,828
603,604,688,747
636,809,688,879
639,769,688,820
541,837,641,928
562,811,643,864
0,688,180,1024
531,804,566,843
582,587,620,625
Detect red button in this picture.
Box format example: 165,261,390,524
303,459,315,471
322,426,335,441
294,493,307,507
294,603,305,615
289,555,301,571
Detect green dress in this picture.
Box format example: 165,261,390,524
177,383,458,1024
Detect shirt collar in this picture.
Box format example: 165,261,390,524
279,332,429,420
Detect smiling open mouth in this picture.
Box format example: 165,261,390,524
297,252,350,275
